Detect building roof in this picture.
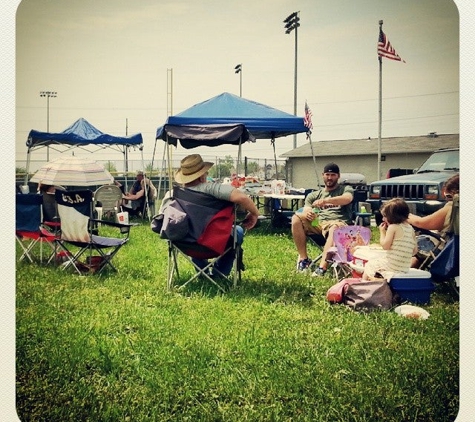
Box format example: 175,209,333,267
281,133,459,158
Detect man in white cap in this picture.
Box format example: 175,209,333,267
162,153,260,276
291,162,354,276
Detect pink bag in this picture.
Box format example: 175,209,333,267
326,278,362,303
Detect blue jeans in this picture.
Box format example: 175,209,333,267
192,225,244,276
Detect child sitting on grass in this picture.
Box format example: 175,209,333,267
362,198,417,281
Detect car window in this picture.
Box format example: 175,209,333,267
418,150,459,173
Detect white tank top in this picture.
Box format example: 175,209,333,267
386,223,415,273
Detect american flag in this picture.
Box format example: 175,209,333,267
378,29,405,62
304,101,313,131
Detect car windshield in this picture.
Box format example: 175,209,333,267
417,150,459,173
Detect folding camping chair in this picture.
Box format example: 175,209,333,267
307,233,327,271
156,186,242,293
325,225,372,280
41,191,62,235
429,193,460,294
54,189,132,275
305,192,365,272
94,184,123,220
16,194,57,264
412,228,447,271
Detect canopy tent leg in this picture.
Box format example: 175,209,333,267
271,137,279,179
122,146,129,192
25,149,32,185
156,141,168,202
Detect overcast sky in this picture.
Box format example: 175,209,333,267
3,2,475,419
12,0,465,170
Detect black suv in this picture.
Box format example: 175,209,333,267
367,147,459,224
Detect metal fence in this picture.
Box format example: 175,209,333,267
15,155,289,198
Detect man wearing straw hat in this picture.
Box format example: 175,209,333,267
161,154,260,276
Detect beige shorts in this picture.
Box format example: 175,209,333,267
295,213,347,237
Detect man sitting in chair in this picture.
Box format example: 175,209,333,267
291,162,354,276
161,154,260,277
123,171,156,217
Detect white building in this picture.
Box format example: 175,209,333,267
281,133,459,189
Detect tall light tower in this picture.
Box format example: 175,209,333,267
234,64,242,97
283,11,300,149
40,91,57,161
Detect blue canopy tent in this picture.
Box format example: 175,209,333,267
25,118,144,189
154,92,308,192
156,92,308,143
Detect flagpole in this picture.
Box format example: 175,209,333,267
378,20,383,180
307,134,320,186
303,101,319,186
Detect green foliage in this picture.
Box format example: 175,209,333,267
16,221,459,421
209,155,234,179
144,162,159,174
104,161,117,173
246,160,260,175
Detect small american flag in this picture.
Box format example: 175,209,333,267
304,101,313,131
378,29,405,62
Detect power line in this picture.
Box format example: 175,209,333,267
15,90,458,112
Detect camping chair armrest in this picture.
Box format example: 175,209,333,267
90,218,132,228
412,226,444,242
43,220,61,233
89,218,134,235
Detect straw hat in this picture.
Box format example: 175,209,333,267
175,154,214,184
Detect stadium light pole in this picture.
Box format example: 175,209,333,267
40,91,57,161
283,11,300,149
234,64,242,97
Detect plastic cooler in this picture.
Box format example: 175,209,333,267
389,268,435,305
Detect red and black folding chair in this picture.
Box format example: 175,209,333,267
155,186,242,292
16,194,57,264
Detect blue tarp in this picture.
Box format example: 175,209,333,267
156,92,308,146
27,118,143,149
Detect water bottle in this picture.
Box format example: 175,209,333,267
311,208,319,227
360,205,367,213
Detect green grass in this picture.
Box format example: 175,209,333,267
16,220,459,421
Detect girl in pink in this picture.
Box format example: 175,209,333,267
363,198,417,281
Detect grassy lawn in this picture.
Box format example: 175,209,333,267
16,219,459,421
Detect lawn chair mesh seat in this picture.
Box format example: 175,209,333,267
412,228,447,271
153,186,242,292
307,233,326,270
54,189,132,274
16,194,58,264
94,184,123,220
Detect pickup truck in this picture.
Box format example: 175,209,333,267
367,147,459,225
